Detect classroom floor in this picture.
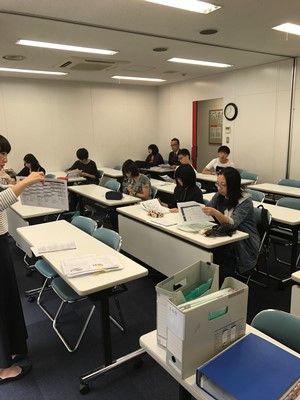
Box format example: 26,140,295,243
2,236,293,400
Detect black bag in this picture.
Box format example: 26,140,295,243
105,191,123,200
204,223,236,237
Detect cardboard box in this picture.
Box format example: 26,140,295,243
166,277,248,379
156,260,219,347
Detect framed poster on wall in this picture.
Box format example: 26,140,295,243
209,109,223,144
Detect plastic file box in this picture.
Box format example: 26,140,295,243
166,277,248,379
156,260,219,347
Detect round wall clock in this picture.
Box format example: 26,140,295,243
224,103,238,121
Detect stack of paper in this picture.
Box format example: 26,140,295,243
31,240,77,257
61,254,123,277
67,169,82,178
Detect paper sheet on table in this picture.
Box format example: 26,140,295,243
66,169,82,178
160,175,174,183
60,254,123,277
18,177,69,210
177,201,214,224
31,240,77,257
140,198,169,214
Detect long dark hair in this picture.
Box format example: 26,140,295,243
0,135,11,154
175,164,196,188
219,167,242,209
24,153,41,171
148,144,159,155
122,159,139,178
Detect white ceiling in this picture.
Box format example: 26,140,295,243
0,0,300,86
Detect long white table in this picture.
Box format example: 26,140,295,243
247,183,300,199
117,204,248,277
99,166,123,179
196,172,255,186
7,201,64,258
140,327,300,400
17,220,148,393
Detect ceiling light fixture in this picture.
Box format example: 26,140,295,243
17,39,119,55
273,23,300,36
168,57,233,68
0,67,67,76
145,0,221,14
112,76,166,82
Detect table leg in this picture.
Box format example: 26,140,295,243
79,289,145,393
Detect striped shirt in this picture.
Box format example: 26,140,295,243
0,188,18,235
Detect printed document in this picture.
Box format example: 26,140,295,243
31,240,77,257
18,177,69,210
61,254,123,277
177,201,213,224
140,198,169,214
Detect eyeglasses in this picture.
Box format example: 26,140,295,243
215,182,227,188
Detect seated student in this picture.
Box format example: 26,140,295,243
145,144,164,167
160,164,203,212
17,154,46,176
67,148,99,185
177,148,197,172
168,138,181,168
122,159,151,200
202,145,234,175
203,167,260,285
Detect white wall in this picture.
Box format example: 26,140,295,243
0,78,158,173
157,59,295,183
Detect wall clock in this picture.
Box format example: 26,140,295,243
224,103,238,121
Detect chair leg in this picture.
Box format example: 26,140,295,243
53,302,95,352
37,278,55,321
109,294,126,332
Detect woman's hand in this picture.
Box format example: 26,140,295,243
25,172,45,186
203,206,215,217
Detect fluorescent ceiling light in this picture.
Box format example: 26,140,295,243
273,23,300,36
145,0,221,14
17,39,119,55
0,67,67,76
112,76,166,82
168,57,233,68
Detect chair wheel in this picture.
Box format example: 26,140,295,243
79,382,90,394
27,296,36,303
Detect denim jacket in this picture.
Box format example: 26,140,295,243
209,191,260,273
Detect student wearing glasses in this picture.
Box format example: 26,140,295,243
168,138,181,168
203,167,259,283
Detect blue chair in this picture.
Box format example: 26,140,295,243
92,228,126,332
71,215,97,235
246,189,265,203
45,173,56,178
278,179,300,188
270,197,300,268
252,309,300,353
150,186,158,199
104,180,121,191
240,171,258,183
114,164,122,170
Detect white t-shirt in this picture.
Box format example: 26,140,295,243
205,158,234,172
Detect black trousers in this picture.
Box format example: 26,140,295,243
0,234,28,368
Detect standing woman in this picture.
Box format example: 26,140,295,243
0,135,45,383
17,153,46,176
203,167,259,284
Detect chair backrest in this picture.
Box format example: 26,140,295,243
113,165,122,171
251,309,300,353
98,169,104,185
45,173,56,179
277,197,300,210
254,206,272,252
246,189,265,203
240,171,258,182
151,186,158,199
92,227,122,251
278,178,300,188
104,180,121,191
71,215,97,235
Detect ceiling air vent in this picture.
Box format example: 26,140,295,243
57,57,128,72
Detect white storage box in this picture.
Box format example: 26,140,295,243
156,260,219,347
166,277,248,379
